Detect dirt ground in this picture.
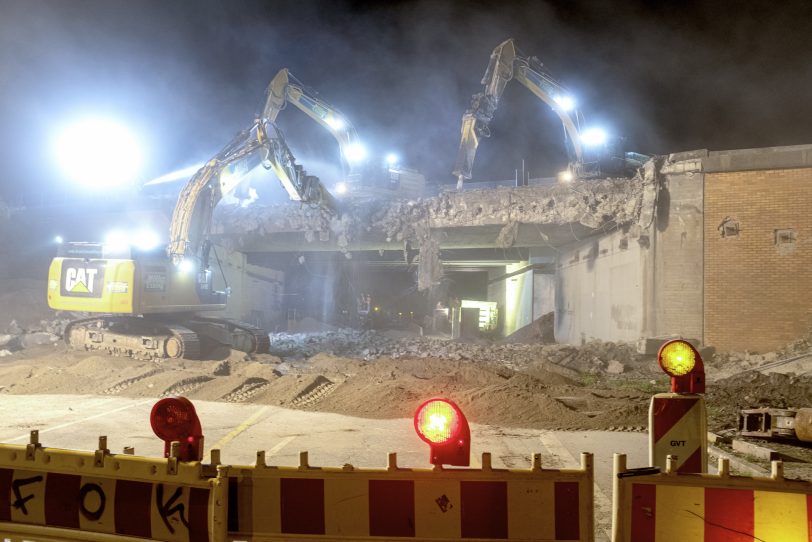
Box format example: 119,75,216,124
1,279,810,472
0,343,656,431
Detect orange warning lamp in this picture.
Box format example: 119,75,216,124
150,397,204,461
658,340,705,394
414,398,470,466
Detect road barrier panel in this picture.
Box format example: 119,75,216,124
0,431,228,542
225,449,595,541
648,393,708,473
612,453,812,542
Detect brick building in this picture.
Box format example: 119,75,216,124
554,144,812,353
702,149,812,352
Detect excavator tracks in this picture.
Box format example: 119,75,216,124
62,315,266,361
193,317,270,355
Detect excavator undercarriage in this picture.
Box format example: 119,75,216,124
63,315,270,361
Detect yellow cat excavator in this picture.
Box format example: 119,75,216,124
47,79,335,360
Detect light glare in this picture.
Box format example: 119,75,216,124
385,153,399,166
554,95,576,111
324,116,345,131
104,230,130,253
416,400,458,444
345,142,368,163
54,118,143,188
580,127,608,146
178,259,195,274
660,341,696,376
131,230,160,251
145,163,205,186
335,181,348,195
558,170,574,183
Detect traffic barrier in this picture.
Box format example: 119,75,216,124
612,453,812,542
225,450,594,541
0,431,227,541
648,393,707,473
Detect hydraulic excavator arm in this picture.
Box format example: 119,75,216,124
263,68,363,176
167,116,334,269
452,39,584,188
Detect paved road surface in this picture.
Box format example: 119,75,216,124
0,394,650,540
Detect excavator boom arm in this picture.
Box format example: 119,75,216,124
167,118,333,266
452,38,583,186
263,69,362,174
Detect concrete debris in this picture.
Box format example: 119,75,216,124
0,350,11,357
1,317,69,353
495,221,519,248
20,332,61,348
501,312,555,344
268,329,641,375
212,172,656,293
416,237,442,291
606,360,626,374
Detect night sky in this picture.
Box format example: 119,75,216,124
1,0,811,203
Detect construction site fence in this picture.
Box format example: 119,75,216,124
612,453,812,542
1,435,811,542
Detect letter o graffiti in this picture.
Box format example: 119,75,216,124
79,483,106,521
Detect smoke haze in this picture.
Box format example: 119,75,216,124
1,0,811,201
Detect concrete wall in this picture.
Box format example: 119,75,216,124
555,229,646,344
533,273,555,318
213,247,285,331
487,268,506,334
704,166,812,352
503,262,533,336
652,156,705,341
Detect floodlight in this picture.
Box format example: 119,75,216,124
53,117,143,187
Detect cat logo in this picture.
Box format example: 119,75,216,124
60,260,105,298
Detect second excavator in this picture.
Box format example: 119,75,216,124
453,38,648,188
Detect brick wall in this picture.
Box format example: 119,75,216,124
704,168,812,352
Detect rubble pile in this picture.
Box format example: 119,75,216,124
707,372,812,432
269,329,641,375
709,324,812,374
216,177,651,243
0,317,68,356
213,174,656,289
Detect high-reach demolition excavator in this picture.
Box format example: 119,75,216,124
453,38,648,188
264,68,426,198
47,78,335,360
264,68,364,181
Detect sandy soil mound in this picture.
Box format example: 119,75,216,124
1,329,808,435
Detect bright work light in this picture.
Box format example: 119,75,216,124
553,95,576,111
345,142,368,163
580,127,608,147
53,117,143,188
324,116,345,131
